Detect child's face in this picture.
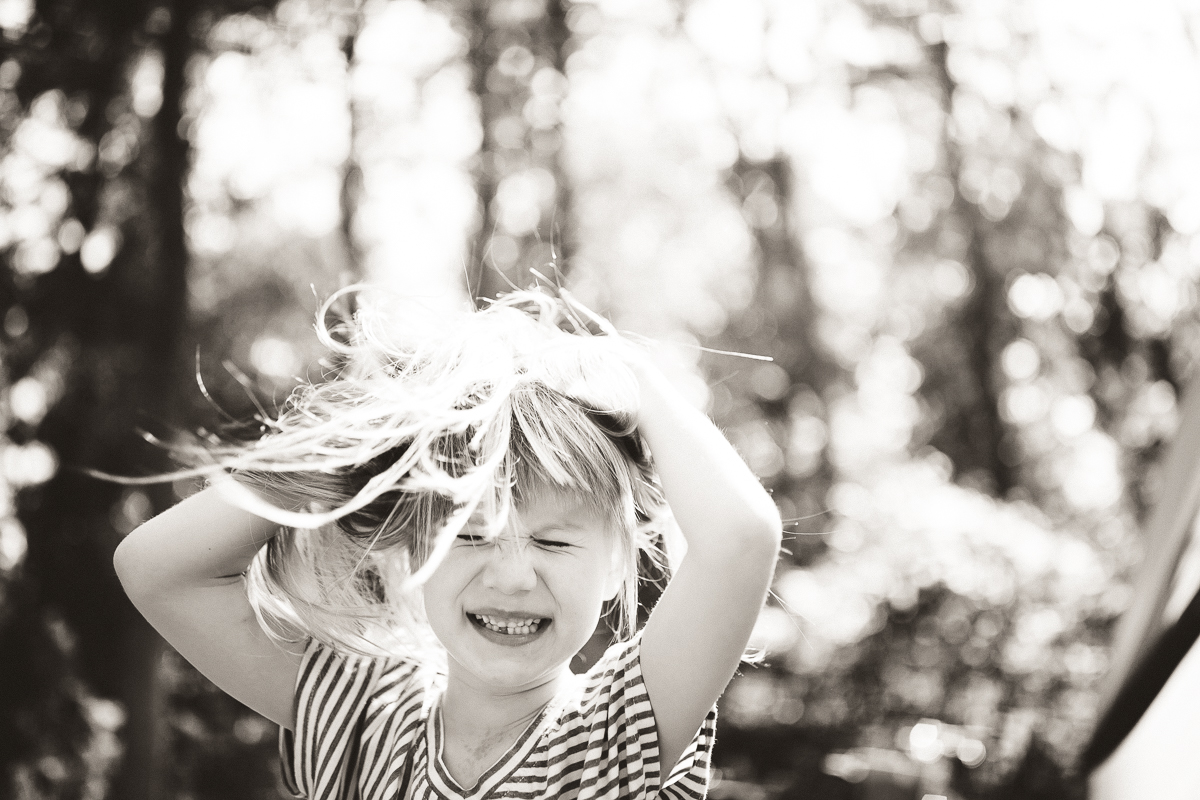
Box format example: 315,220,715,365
422,486,622,694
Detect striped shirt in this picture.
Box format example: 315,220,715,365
279,633,717,800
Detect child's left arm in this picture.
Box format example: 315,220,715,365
630,359,782,774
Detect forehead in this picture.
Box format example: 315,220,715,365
511,486,610,531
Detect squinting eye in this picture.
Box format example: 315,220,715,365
534,538,573,550
456,534,486,545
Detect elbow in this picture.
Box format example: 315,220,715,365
113,533,158,603
738,514,782,590
113,536,141,597
722,502,783,563
741,490,784,541
743,505,784,558
112,535,133,585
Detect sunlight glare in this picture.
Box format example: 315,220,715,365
1057,430,1122,510
684,0,765,73
784,97,907,226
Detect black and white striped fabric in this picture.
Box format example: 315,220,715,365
279,633,717,800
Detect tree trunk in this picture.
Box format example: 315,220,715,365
109,5,193,797
929,39,1014,496
461,0,575,305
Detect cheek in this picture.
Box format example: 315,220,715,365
421,555,469,617
554,552,618,613
420,580,445,627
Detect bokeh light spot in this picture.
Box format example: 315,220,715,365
9,375,49,425
1001,339,1040,382
80,226,122,273
249,336,300,379
1007,273,1063,320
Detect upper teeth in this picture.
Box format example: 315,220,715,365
479,614,537,626
475,614,542,634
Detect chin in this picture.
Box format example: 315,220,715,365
454,628,586,691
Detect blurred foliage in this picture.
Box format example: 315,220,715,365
4,0,1200,798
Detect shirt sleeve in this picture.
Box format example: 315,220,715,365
278,640,418,800
579,633,718,800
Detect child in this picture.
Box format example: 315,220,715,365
114,288,781,800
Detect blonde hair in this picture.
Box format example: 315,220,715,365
181,287,669,658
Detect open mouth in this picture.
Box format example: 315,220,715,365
468,613,549,637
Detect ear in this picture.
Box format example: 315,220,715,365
601,539,626,603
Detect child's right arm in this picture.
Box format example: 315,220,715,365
113,485,303,728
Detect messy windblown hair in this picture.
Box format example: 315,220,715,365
179,287,670,658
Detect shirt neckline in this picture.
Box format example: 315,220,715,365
425,692,559,800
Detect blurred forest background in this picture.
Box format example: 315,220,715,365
2,0,1200,797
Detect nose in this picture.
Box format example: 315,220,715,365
480,539,538,594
